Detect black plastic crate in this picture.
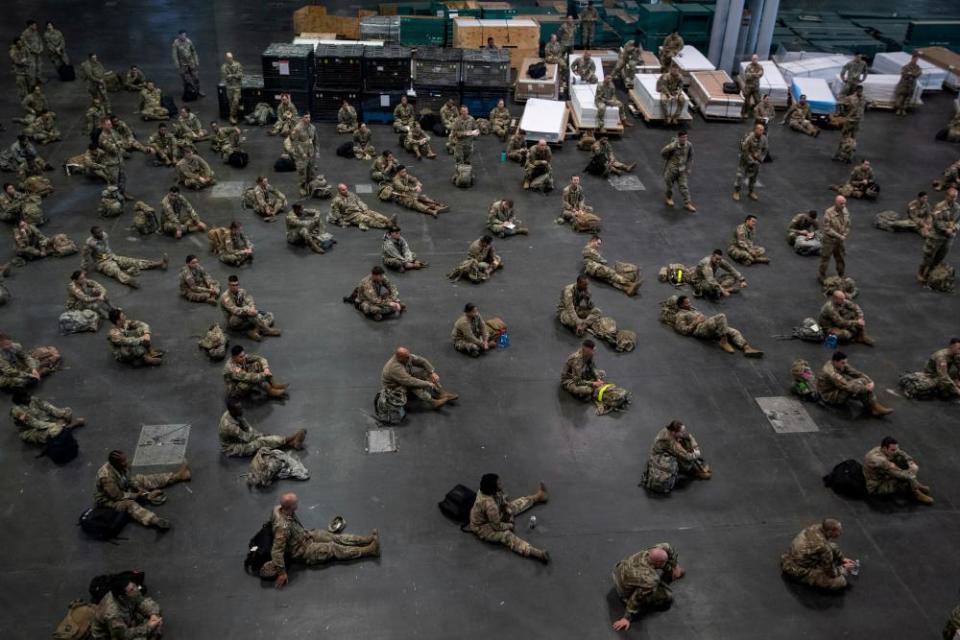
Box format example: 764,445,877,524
314,44,364,90
217,74,266,119
412,84,461,115
262,43,314,92
413,46,462,88
361,90,413,123
311,88,362,122
460,49,511,87
462,85,511,118
363,45,413,91
262,89,311,118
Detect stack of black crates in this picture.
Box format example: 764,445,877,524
412,46,462,115
312,44,363,122
216,74,266,120
361,45,413,124
261,43,314,118
460,49,511,118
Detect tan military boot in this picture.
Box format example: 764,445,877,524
718,336,736,353
364,534,381,558
516,227,529,235
917,483,931,494
173,463,192,482
665,196,675,207
261,326,282,337
246,329,262,341
152,517,172,530
266,385,288,399
286,429,307,450
754,256,770,264
857,333,875,346
696,465,712,480
624,281,641,297
732,191,741,202
913,489,933,505
869,401,894,417
684,202,697,212
523,179,530,190
534,482,549,503
742,345,764,358
143,354,164,366
748,191,759,201
529,547,551,564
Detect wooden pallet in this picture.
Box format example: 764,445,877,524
627,89,693,123
566,101,624,136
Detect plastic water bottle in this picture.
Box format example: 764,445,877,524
849,559,861,576
500,150,507,162
528,516,537,529
498,332,510,348
825,334,838,350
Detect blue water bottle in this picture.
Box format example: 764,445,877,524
498,332,510,348
824,334,838,350
500,150,507,162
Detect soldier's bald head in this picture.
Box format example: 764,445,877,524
948,187,958,200
822,518,842,536
834,195,846,208
648,547,668,567
280,493,298,510
396,347,410,360
831,289,846,304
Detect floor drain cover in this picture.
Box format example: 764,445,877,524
755,397,819,433
210,181,246,198
608,175,645,191
355,183,374,194
132,424,191,470
366,428,398,453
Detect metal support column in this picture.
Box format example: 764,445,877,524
707,0,731,66
755,0,781,60
718,0,746,73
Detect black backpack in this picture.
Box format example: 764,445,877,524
162,95,178,118
528,61,547,79
723,81,739,94
335,141,354,158
89,570,146,604
438,484,476,530
273,154,296,172
822,459,867,498
182,85,199,102
79,507,130,541
57,64,76,82
38,429,78,465
244,521,274,575
228,150,249,168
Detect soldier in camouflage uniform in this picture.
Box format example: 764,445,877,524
451,303,497,356
13,220,73,260
945,605,960,640
732,123,767,201
727,215,769,265
380,346,457,409
175,148,216,190
557,275,603,338
688,250,746,299
611,543,683,632
864,436,932,504
405,123,437,160
173,107,209,142
647,420,711,482
0,333,45,391
488,99,512,140
172,30,202,95
147,124,184,166
469,473,549,562
218,220,254,266
161,186,207,238
781,519,855,590
917,188,959,284
591,135,634,176
371,150,400,182
752,95,775,127
389,167,448,217
579,1,599,49
922,338,960,399
571,51,597,84
79,53,111,108
43,21,68,70
269,93,298,137
66,270,111,318
23,110,60,145
218,396,305,457
818,196,850,283
894,52,922,116
740,54,764,117
506,128,528,163
582,235,640,296
661,131,695,210
818,289,873,345
259,493,380,587
355,266,405,320
933,159,960,192
782,94,819,136
286,203,332,254
210,121,243,162
250,175,287,220
107,309,164,366
558,16,576,55
94,450,190,530
439,99,458,133
839,54,867,97
833,131,857,165
523,139,553,190
138,81,170,121
671,295,763,357
382,227,425,272
91,576,163,639
831,159,877,200
9,38,32,99
660,31,685,70
612,40,639,83
561,339,605,401
595,77,629,129
559,175,599,229
82,226,167,288
223,345,288,399
656,66,686,125
544,34,566,76
450,106,480,164
221,52,244,123
448,236,501,283
816,351,893,416
487,199,528,237
837,86,865,137
352,123,375,160
393,95,415,133
220,275,281,341
329,183,395,231
122,64,147,92
880,192,932,233
336,99,358,134
179,254,220,304
10,390,83,445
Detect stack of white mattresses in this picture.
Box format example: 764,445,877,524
519,98,567,143
632,74,691,120
777,54,852,83
871,51,946,92
570,84,621,128
738,60,789,108
790,77,836,114
829,73,923,107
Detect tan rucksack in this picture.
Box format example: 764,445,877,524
52,600,95,640
207,227,228,255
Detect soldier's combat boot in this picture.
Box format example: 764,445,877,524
143,354,164,366
913,489,934,505
516,227,529,235
718,336,736,353
684,202,697,212
625,281,641,297
364,533,381,558
857,333,875,346
246,329,263,341
173,463,191,482
868,401,894,417
917,483,931,494
266,385,288,399
529,548,551,564
523,179,531,190
534,482,548,503
261,326,282,337
286,429,307,450
153,517,172,530
754,255,770,264
748,191,759,201
742,344,764,358
696,465,712,480
160,253,169,270
732,191,741,202
665,196,675,207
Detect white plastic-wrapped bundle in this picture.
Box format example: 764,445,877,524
738,60,789,108
671,45,715,75
777,54,852,83
871,52,945,92
829,73,923,107
631,74,692,121
519,98,567,143
568,53,605,86
790,77,836,115
570,84,621,128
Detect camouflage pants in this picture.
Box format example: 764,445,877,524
141,105,170,120
454,142,473,164
664,167,691,204
614,576,673,613
691,273,738,300
789,119,819,136
353,144,375,160
179,65,200,93
454,339,485,356
559,308,602,335
226,378,272,398
226,85,241,121
742,85,761,116
279,530,377,570
163,219,204,236
691,313,747,348
226,311,274,333
841,117,861,137
271,118,295,137
821,379,876,407
596,99,624,127
349,211,392,230
782,562,847,590
826,325,863,343
394,120,412,133
868,476,919,496
19,422,63,445
841,80,860,97
181,283,220,302
336,122,357,134
101,470,182,526
919,238,952,275
288,228,326,252
395,194,434,215
222,434,286,457
180,175,214,190
728,244,766,265
473,495,538,557
219,250,252,267
733,159,760,194
660,95,685,121
96,255,163,285
818,240,846,280
15,73,31,99
581,23,595,49
894,89,913,112
507,150,526,163
491,123,509,139
382,255,407,270
408,140,433,157
359,300,398,319
584,261,634,292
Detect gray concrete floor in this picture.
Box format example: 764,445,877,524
1,1,960,639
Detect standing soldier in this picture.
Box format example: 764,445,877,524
917,187,959,285
579,1,599,50
661,130,695,211
171,30,202,97
894,52,922,117
838,85,865,137
839,53,867,97
10,38,32,98
740,53,764,117
43,22,68,70
19,21,43,87
732,123,768,202
80,53,111,108
220,52,243,124
818,195,850,284
558,16,576,56
450,106,480,165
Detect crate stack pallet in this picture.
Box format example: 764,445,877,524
362,45,414,124
675,3,713,51
311,44,364,122
635,4,679,52
461,48,512,116
413,46,463,114
452,17,540,71
515,58,559,102
217,73,266,120
262,43,315,117
360,15,402,42
399,16,447,45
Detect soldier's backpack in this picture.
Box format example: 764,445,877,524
641,453,679,494
161,95,177,118
59,310,100,335
182,84,199,103
335,141,354,158
228,150,249,169
584,153,607,177
89,570,146,604
594,383,631,415
821,275,858,299
793,234,821,256
873,210,901,232
247,448,310,488
132,202,160,235
52,600,94,640
822,459,867,499
614,261,641,284
239,185,257,210
198,323,227,360
57,64,76,82
898,371,939,399
438,484,476,530
207,226,228,255
615,329,637,353
244,521,275,575
658,295,680,326
306,175,332,199
51,234,78,257
527,61,547,79
31,346,61,376
792,318,824,343
790,358,818,400
244,102,275,126
78,507,129,541
926,263,955,293
452,163,474,188
273,154,295,172
571,209,601,233
577,133,596,151
529,170,554,194
98,186,124,218
377,183,395,201
657,263,689,285
374,387,406,425
38,428,79,465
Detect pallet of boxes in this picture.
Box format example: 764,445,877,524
452,17,540,72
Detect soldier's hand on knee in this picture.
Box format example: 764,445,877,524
274,573,288,589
